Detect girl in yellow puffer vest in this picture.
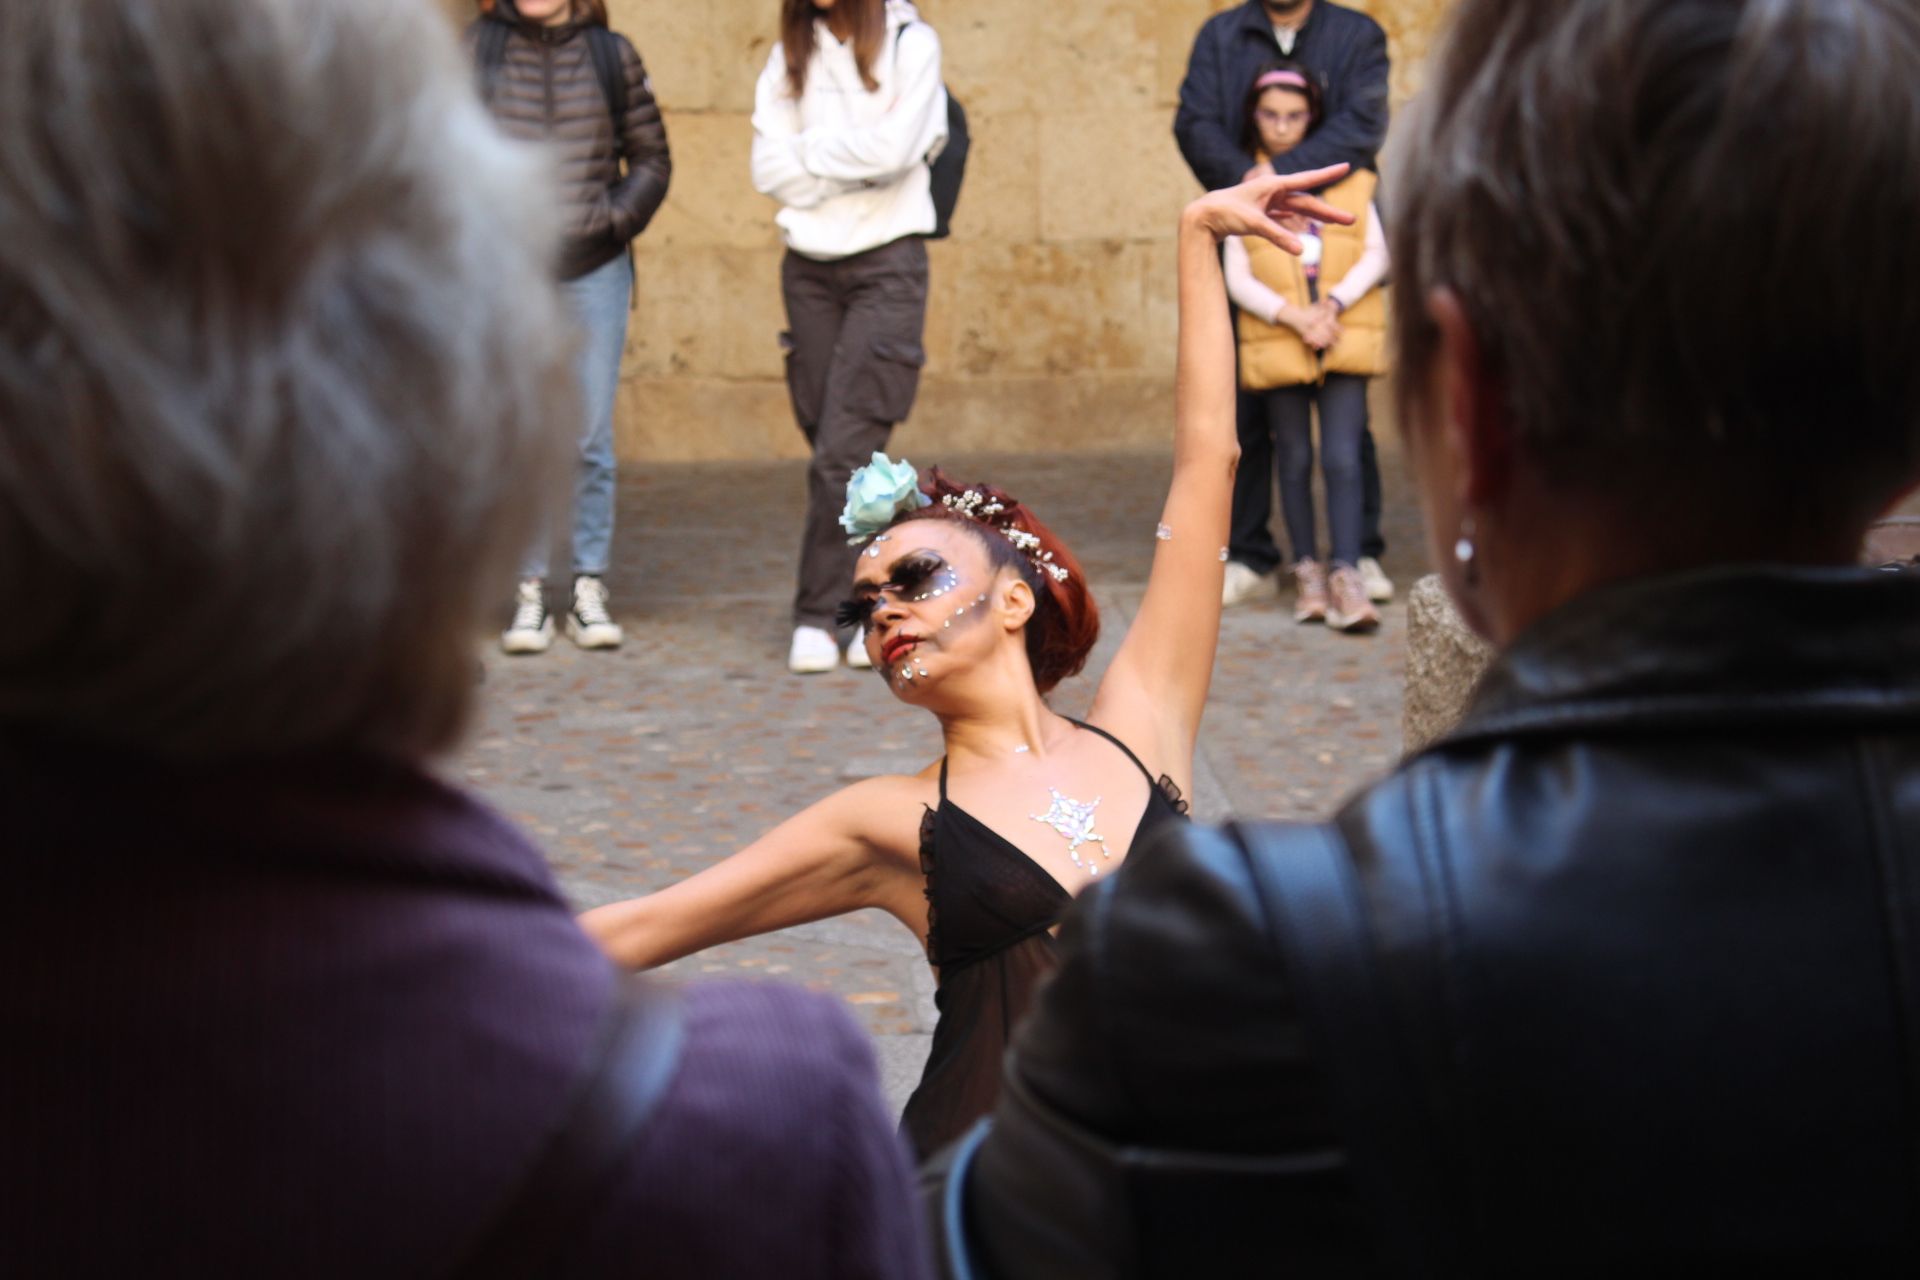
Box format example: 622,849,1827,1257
1225,63,1390,633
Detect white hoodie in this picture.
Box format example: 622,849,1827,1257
750,0,948,261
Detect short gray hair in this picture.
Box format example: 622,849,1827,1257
0,0,574,760
1392,0,1920,514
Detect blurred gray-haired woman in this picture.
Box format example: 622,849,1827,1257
0,1,922,1274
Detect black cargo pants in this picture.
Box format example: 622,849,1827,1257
780,235,930,632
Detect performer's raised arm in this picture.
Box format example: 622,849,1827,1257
1092,167,1354,774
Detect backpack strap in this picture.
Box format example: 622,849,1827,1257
583,26,629,161
472,17,512,106
448,975,686,1277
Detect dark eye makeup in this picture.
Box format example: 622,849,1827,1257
835,552,958,629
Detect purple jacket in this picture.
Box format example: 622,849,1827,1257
0,740,926,1278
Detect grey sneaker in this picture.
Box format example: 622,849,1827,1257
1222,561,1276,607
566,575,623,650
501,579,553,655
846,630,873,669
788,625,839,674
1357,556,1395,603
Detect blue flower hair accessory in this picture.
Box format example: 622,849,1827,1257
841,452,932,544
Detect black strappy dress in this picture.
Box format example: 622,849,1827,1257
898,720,1189,1159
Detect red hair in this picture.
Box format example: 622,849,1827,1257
890,470,1100,695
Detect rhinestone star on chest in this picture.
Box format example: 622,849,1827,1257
1030,788,1111,873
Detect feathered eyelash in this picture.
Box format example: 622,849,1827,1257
834,597,873,630
835,553,949,629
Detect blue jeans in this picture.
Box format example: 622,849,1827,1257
523,253,632,580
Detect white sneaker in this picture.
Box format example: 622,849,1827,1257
501,579,553,655
846,630,873,669
1221,561,1276,607
566,575,623,650
788,625,839,674
1357,556,1395,603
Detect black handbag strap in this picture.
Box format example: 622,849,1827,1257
472,17,512,105
582,26,629,160
448,975,686,1278
472,18,628,161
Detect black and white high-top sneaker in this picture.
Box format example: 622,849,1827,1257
567,575,623,650
501,578,553,655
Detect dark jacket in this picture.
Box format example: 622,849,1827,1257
468,16,671,280
935,566,1920,1277
0,745,926,1278
1174,0,1390,191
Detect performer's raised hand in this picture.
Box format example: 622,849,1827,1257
1183,164,1356,254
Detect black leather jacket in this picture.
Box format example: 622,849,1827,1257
933,566,1920,1277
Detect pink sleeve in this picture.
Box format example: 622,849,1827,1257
1223,236,1288,325
1329,202,1389,311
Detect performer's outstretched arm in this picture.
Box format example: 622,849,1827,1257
578,777,925,970
1091,168,1353,779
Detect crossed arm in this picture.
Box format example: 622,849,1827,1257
1088,169,1354,783
751,47,845,211
750,28,945,210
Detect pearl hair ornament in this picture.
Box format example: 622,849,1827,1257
940,489,1072,584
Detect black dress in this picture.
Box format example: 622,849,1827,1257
898,720,1189,1158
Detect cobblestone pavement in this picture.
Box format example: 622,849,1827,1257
455,447,1431,1113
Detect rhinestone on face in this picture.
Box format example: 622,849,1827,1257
1219,547,1230,562
907,567,961,604
1156,523,1173,541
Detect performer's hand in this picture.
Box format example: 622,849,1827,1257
1241,160,1273,184
1183,165,1355,254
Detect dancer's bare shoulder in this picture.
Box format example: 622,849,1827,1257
816,766,943,873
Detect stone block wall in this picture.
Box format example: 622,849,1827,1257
438,0,1457,461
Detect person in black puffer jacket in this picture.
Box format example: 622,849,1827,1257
469,0,670,658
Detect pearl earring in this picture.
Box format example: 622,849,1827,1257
1454,516,1479,587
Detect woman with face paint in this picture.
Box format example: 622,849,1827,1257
581,167,1356,1158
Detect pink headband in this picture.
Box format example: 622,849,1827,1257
1255,70,1310,91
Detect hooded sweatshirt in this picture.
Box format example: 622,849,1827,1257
750,0,948,261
